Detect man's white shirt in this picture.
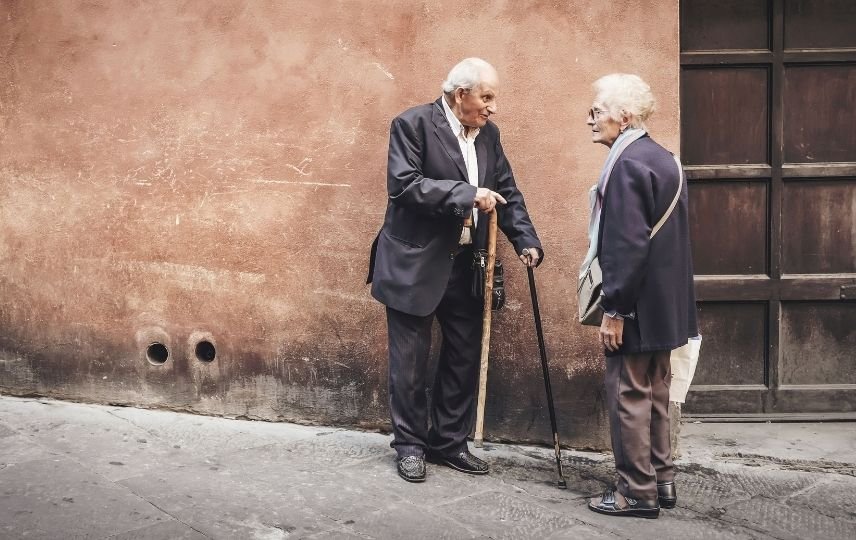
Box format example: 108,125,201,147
441,96,479,244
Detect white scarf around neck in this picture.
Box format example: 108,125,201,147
579,127,647,277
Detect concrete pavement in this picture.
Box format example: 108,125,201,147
1,396,854,539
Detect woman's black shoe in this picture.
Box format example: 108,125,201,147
657,481,677,509
588,487,660,519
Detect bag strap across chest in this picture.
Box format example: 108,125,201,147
649,155,684,239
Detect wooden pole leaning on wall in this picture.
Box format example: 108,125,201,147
473,209,498,448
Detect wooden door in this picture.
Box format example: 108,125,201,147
680,0,856,418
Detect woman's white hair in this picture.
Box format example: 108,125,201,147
441,57,496,94
593,73,656,129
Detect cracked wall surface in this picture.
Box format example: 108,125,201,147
0,0,679,449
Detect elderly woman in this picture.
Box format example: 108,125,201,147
580,74,697,519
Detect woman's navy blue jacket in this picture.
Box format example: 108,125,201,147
597,135,699,356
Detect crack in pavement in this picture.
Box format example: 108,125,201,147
104,409,169,443
135,497,211,539
718,452,856,477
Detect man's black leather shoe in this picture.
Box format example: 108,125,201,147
397,455,426,483
432,450,489,475
657,481,677,509
588,487,660,519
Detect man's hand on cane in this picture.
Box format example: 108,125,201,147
474,188,539,268
474,188,506,213
520,247,541,267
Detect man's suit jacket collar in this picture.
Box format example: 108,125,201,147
431,98,488,187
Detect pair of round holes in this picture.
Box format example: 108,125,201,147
146,341,216,365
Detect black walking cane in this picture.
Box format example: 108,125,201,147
526,265,567,489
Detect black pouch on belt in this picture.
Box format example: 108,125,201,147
471,250,505,311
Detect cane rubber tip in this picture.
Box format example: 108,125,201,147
557,479,568,489
473,439,484,448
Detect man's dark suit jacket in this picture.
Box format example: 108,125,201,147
597,135,698,356
367,98,542,317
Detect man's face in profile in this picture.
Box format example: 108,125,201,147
455,75,499,129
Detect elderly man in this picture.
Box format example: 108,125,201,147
580,74,698,518
367,58,543,482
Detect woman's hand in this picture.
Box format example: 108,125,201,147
599,315,624,352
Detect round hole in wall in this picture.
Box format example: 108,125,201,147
146,343,169,365
195,340,216,362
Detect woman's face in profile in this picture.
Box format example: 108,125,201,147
587,102,623,148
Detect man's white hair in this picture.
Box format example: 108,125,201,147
593,73,656,129
441,58,497,94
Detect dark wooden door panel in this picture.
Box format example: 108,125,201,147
681,0,856,418
784,0,856,50
681,0,770,52
773,388,856,414
681,68,769,166
782,180,856,274
781,302,856,385
783,65,856,164
689,181,768,275
693,302,767,386
686,388,765,415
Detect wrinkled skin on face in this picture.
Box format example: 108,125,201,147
587,101,630,148
452,71,499,131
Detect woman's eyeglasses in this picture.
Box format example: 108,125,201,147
587,108,609,121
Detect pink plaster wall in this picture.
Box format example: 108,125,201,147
0,0,679,449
